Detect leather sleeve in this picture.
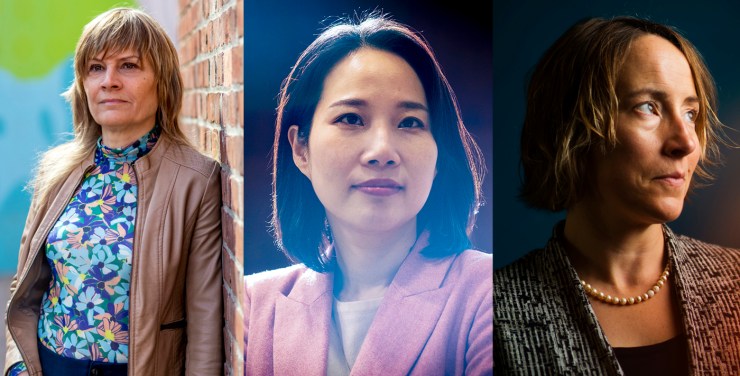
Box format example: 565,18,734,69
4,194,40,374
184,162,224,375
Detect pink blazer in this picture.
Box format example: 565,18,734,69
243,234,493,375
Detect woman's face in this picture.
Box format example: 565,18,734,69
590,34,701,225
289,47,438,236
83,48,158,138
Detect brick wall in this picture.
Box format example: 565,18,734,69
177,0,244,374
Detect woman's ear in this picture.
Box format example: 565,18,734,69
288,125,311,179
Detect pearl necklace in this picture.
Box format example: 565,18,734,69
580,263,670,306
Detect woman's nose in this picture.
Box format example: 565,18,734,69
101,68,121,89
663,111,698,158
362,125,400,168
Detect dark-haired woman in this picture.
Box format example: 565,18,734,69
243,14,492,375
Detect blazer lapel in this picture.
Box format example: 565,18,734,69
274,269,333,376
544,223,623,375
666,227,706,374
351,233,451,375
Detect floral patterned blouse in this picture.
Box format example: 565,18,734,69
26,128,158,368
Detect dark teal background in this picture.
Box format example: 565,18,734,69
244,0,493,274
494,1,740,268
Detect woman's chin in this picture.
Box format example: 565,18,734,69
641,201,686,225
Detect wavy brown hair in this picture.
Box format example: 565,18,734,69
520,16,725,212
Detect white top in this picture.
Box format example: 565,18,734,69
327,296,384,375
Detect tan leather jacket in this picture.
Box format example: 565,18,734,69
4,136,224,375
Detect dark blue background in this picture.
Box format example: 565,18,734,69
494,1,740,268
244,1,493,274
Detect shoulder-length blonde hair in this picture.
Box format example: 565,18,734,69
31,7,189,206
520,16,725,211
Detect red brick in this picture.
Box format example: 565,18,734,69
210,128,222,159
180,1,243,371
229,174,243,219
222,322,233,361
225,133,243,174
237,91,243,127
220,168,232,208
222,247,235,289
222,49,232,88
231,44,242,85
232,213,243,253
218,15,226,47
236,0,243,38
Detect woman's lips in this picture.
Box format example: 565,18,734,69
100,99,127,104
353,179,403,196
654,172,685,187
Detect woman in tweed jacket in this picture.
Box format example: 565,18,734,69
494,16,740,375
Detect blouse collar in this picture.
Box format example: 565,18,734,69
95,125,160,166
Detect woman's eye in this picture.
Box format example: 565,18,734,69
398,117,426,129
635,102,658,115
122,62,138,69
684,110,698,123
89,64,104,72
336,113,364,126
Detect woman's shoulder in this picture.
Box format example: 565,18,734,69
675,234,740,260
494,247,550,284
160,138,220,177
450,248,493,275
673,233,740,282
244,264,315,300
432,249,492,294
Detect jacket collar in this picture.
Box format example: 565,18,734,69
273,231,456,375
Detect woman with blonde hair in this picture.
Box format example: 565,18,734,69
5,7,223,375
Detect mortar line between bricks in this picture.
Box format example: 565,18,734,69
179,113,243,128
223,206,244,225
223,278,244,318
179,37,243,68
223,243,244,276
182,84,245,94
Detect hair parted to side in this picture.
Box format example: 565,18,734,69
520,16,725,212
30,7,189,206
272,12,486,272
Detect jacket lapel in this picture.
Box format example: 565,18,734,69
544,223,623,375
274,269,333,376
666,227,709,374
351,233,451,375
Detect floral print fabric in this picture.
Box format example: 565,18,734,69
36,128,158,363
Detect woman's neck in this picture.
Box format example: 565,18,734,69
564,203,666,293
331,220,417,302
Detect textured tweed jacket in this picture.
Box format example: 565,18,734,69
494,222,740,375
